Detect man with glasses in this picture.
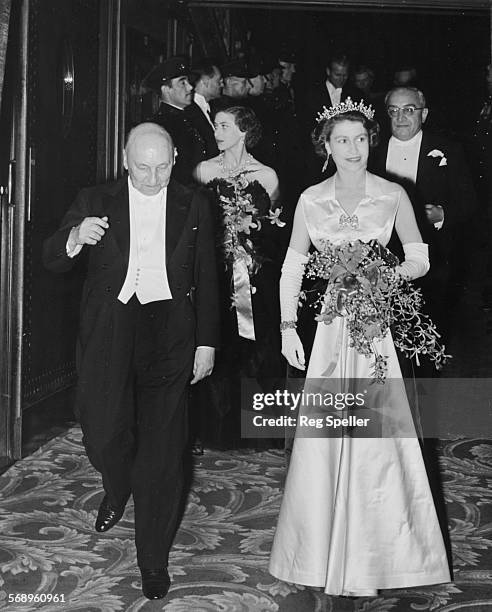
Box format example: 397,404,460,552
372,86,476,348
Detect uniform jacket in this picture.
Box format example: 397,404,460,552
152,103,209,185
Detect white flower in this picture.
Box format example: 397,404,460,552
268,207,286,227
427,149,447,167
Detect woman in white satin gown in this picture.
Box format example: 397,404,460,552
268,106,451,596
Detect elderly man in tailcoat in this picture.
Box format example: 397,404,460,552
43,123,219,600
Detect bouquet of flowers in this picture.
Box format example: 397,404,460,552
212,172,285,277
301,239,450,382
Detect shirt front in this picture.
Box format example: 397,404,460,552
118,177,172,304
386,130,423,184
326,80,342,107
194,92,214,127
386,130,443,229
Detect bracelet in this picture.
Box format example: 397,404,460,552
280,320,297,332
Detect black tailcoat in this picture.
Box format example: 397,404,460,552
370,130,477,337
43,177,219,567
184,101,219,160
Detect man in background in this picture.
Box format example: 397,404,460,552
148,57,209,184
372,86,476,343
305,53,360,130
187,60,223,159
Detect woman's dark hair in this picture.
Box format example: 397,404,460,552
311,110,379,158
221,106,262,148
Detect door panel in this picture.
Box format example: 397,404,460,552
0,0,27,466
23,0,100,409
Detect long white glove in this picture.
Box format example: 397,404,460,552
280,247,309,370
395,242,430,281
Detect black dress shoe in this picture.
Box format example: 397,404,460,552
94,495,125,533
140,568,171,600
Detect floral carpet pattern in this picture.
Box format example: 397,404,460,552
0,428,491,611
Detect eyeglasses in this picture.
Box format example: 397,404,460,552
387,105,425,117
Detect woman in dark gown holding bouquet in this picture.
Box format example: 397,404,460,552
194,106,286,448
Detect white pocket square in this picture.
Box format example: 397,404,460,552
439,157,447,166
428,149,444,158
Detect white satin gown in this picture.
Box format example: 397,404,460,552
269,173,451,596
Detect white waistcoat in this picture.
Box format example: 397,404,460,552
118,178,172,304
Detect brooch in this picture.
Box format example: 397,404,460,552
339,213,359,229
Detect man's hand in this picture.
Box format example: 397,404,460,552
69,216,109,249
425,204,444,225
190,346,215,385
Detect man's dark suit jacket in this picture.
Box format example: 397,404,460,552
152,103,209,185
304,82,361,130
370,130,477,341
371,130,476,275
42,177,220,417
184,102,219,160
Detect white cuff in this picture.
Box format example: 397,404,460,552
66,242,83,258
66,226,83,258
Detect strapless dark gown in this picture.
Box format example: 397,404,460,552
192,175,286,449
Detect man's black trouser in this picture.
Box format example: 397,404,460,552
77,296,194,569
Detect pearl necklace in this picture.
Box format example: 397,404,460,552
218,152,253,177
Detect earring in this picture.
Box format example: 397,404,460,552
322,153,330,173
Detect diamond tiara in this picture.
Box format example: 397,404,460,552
316,97,375,123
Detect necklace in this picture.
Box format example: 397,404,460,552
218,152,253,177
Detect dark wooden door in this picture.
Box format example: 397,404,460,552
0,0,101,467
23,0,100,412
0,0,25,468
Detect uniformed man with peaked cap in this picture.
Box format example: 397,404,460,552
147,56,209,185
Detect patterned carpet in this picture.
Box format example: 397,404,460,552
0,428,491,611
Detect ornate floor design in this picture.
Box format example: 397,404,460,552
0,428,491,611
